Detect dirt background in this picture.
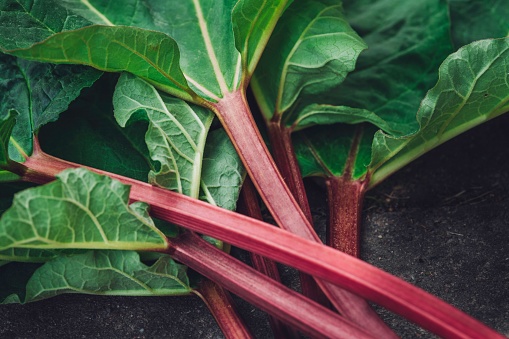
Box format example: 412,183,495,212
0,113,508,338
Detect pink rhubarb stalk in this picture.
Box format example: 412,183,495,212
237,177,300,339
16,143,505,339
172,232,373,339
216,90,394,337
195,279,253,339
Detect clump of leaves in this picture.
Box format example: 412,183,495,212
0,0,508,337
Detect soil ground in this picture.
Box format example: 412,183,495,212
1,114,508,338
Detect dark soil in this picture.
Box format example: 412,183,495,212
1,114,508,338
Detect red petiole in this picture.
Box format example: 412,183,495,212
11,139,504,339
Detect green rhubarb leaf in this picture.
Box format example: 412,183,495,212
290,104,394,133
293,0,458,182
1,0,299,103
24,250,191,302
0,0,196,101
0,53,101,162
0,0,246,102
113,73,214,197
142,0,241,100
368,38,509,186
200,129,244,211
232,0,291,81
448,0,509,49
0,168,168,252
2,25,197,103
326,0,453,135
251,0,367,121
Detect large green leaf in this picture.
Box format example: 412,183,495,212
24,250,191,302
292,0,456,182
368,38,509,186
295,38,509,186
114,73,214,197
0,53,101,162
0,168,168,253
2,25,197,103
448,0,509,49
0,0,249,102
232,0,290,81
251,0,367,121
326,0,453,135
141,0,240,100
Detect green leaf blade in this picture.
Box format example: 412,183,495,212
0,168,168,251
252,0,367,120
200,129,244,211
3,25,196,103
25,250,192,302
369,38,509,186
113,73,214,197
332,0,453,135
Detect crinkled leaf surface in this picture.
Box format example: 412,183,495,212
0,0,284,102
0,181,59,261
368,38,509,186
0,53,101,162
24,250,191,302
295,38,509,185
0,168,168,253
324,0,453,135
114,73,214,197
448,0,509,49
252,0,366,121
292,0,455,181
200,128,244,210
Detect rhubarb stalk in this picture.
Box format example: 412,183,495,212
13,142,505,339
195,279,253,339
217,91,394,337
237,177,300,339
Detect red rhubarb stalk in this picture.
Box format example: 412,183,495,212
217,91,394,337
172,232,373,339
237,177,300,339
16,143,505,339
195,279,253,339
327,177,366,257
